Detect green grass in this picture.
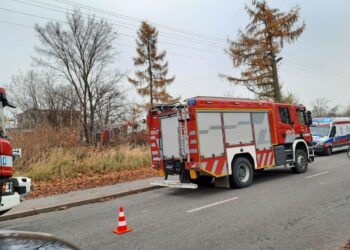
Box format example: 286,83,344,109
16,145,151,181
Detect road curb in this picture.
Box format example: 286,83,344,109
0,185,163,222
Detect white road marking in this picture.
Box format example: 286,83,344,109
305,171,329,179
186,197,239,213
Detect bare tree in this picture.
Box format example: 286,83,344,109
311,97,340,117
10,70,43,112
9,70,79,128
343,105,350,117
311,98,330,117
10,70,46,127
34,10,123,143
95,83,127,129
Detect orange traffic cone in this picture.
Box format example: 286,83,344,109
113,207,132,234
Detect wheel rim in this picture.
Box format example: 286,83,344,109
297,154,306,169
237,163,250,183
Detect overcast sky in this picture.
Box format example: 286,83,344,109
0,0,349,110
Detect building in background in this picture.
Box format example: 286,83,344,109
16,109,80,129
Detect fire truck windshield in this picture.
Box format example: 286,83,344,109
311,126,330,137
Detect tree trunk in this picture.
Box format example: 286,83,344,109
83,110,89,143
271,51,282,102
89,98,95,144
146,39,153,109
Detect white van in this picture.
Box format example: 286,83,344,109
311,117,350,155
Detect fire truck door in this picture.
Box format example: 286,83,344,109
278,106,295,143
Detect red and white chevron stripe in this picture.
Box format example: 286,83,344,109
200,157,228,177
150,129,161,161
256,149,274,168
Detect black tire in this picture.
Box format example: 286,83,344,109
347,146,350,158
192,175,213,186
291,149,308,174
229,157,253,188
324,146,332,156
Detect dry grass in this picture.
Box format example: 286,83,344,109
9,126,151,181
16,145,151,181
9,126,75,171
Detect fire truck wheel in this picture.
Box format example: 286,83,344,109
229,157,253,188
291,149,308,174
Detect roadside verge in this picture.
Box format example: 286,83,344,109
0,177,162,222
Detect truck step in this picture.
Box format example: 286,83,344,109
150,179,198,189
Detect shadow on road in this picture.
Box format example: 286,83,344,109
253,168,294,185
165,168,297,198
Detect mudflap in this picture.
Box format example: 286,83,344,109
214,176,230,188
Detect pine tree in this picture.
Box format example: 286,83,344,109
128,21,177,109
223,0,305,102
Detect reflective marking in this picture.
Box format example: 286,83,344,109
261,153,266,167
151,143,156,147
221,162,228,174
189,149,198,153
152,151,158,155
186,197,239,213
118,221,126,226
265,152,271,166
305,171,328,179
257,154,261,165
189,130,196,136
190,139,197,144
150,136,156,140
211,160,219,173
201,162,207,169
269,152,274,165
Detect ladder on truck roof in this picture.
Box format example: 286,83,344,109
177,107,190,161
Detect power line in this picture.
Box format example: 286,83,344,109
12,0,226,49
0,19,228,66
282,61,350,87
3,1,349,89
4,2,225,55
53,0,226,43
284,53,350,80
283,59,350,83
0,20,33,29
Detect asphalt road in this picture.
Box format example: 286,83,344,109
1,152,350,250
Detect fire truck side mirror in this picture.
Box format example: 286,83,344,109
305,111,313,126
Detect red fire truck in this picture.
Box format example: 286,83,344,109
0,87,31,215
147,96,314,189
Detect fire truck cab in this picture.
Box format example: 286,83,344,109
147,96,314,189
